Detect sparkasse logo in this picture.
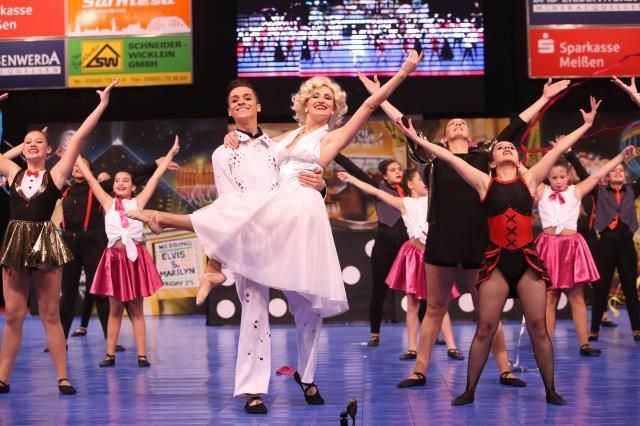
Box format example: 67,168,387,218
82,41,123,72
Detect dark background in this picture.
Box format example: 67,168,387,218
2,0,639,146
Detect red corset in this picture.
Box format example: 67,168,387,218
487,207,534,250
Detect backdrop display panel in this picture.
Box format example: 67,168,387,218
526,0,640,78
237,0,484,77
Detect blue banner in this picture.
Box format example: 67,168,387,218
528,0,640,26
0,40,66,89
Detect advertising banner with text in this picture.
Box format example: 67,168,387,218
67,35,192,87
528,27,640,78
0,39,65,88
67,0,192,37
0,0,65,39
527,0,640,26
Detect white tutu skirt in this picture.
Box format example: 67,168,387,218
190,184,348,318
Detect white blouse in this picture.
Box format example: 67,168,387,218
538,184,580,234
105,197,144,261
401,196,429,244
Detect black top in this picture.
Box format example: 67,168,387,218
10,170,62,222
483,177,533,217
61,163,157,232
334,153,408,246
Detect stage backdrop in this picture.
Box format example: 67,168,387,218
28,112,640,324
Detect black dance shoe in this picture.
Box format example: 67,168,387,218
601,319,618,328
633,332,640,342
579,344,602,357
0,380,10,394
587,332,599,342
499,371,527,387
137,355,151,368
244,396,268,414
397,371,426,388
115,345,126,352
366,336,380,347
71,327,87,337
452,390,475,406
99,354,115,367
435,338,447,346
58,378,77,395
399,350,417,360
447,349,464,361
546,388,567,405
293,371,325,405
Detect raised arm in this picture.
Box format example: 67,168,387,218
2,143,24,161
75,156,114,212
319,50,423,166
358,74,404,122
50,80,118,189
135,136,180,208
337,171,405,213
611,76,640,108
525,97,601,189
575,146,636,199
518,79,571,124
0,93,21,180
333,153,378,186
396,118,490,198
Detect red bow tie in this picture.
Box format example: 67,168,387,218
548,190,565,204
26,170,40,178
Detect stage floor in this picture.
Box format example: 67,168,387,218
0,313,639,425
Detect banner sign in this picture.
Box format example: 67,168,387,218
152,235,202,290
0,0,192,89
67,35,192,87
528,27,640,78
0,0,65,39
0,39,66,88
66,0,192,37
527,0,640,78
528,0,640,26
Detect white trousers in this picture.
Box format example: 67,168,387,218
233,275,323,396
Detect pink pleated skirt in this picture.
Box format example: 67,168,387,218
91,242,164,302
386,240,460,300
535,232,600,290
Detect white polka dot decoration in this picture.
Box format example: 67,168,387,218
364,239,375,257
401,295,408,312
269,298,288,318
557,293,568,310
216,300,236,319
503,298,514,313
221,269,235,287
342,266,361,285
458,293,475,313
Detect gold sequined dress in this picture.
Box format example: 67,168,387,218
0,169,73,271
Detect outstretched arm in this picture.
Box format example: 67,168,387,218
135,136,180,208
396,117,490,198
519,79,571,123
611,76,640,108
337,171,405,213
75,156,114,212
575,146,635,199
358,74,404,122
525,96,601,189
0,93,21,181
333,153,378,186
319,50,423,166
50,80,118,189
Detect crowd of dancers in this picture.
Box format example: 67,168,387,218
1,51,640,414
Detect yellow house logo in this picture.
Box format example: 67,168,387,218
82,41,123,72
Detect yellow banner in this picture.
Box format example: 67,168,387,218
68,71,191,87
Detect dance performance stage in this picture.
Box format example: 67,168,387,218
0,313,638,425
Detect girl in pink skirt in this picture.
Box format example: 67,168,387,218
76,137,180,368
535,145,636,356
338,169,463,361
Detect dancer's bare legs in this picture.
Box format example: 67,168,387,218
126,210,226,301
0,268,31,384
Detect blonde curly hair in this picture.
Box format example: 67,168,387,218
291,76,348,128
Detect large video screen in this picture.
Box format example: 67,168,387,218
237,0,484,77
